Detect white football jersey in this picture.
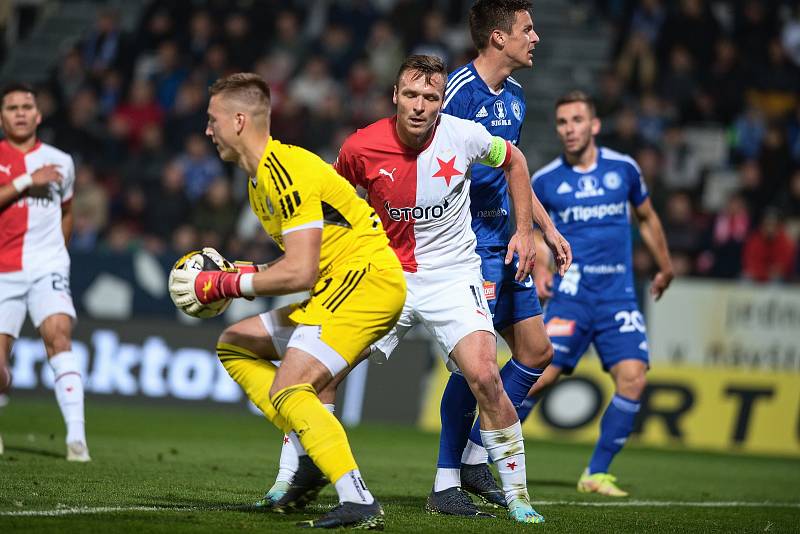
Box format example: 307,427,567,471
335,114,509,274
0,140,75,275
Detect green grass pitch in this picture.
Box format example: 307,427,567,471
1,395,798,533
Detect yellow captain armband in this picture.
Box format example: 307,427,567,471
478,136,509,168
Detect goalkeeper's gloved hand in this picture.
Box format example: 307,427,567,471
169,269,243,308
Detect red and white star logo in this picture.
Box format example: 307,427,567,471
432,156,462,186
283,436,290,445
506,461,517,471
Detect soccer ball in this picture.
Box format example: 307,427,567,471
172,250,233,319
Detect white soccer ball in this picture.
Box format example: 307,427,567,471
172,250,233,319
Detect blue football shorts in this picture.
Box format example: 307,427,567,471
477,245,542,332
543,297,649,373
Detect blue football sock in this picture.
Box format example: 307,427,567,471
436,371,477,468
516,393,540,423
467,358,544,448
588,394,640,474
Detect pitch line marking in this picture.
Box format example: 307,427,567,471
1,501,799,516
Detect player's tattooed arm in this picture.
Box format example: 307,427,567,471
634,198,674,300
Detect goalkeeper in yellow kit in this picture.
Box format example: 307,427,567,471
168,72,405,530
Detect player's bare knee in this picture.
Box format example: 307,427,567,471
534,341,554,368
217,327,239,352
468,365,503,404
617,371,646,400
43,332,71,357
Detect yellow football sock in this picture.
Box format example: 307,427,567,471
271,383,358,484
216,342,286,429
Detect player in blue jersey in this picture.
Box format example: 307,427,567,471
526,90,673,496
429,0,572,518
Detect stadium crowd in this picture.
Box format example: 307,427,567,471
7,0,800,282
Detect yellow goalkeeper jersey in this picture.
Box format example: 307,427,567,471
248,137,396,277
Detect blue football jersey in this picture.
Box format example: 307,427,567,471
532,147,649,301
443,62,526,246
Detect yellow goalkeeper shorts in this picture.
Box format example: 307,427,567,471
286,256,405,369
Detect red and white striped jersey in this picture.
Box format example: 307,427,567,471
0,140,75,274
334,114,510,273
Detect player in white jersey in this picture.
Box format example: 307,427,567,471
0,83,89,462
261,55,545,524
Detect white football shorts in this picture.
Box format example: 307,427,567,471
370,268,494,371
258,305,348,377
0,268,76,338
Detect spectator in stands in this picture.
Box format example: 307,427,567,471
149,40,189,111
616,31,657,94
759,123,794,204
289,56,338,114
176,132,223,202
738,159,770,222
110,79,164,152
122,124,171,191
191,177,238,247
703,38,747,124
637,92,667,145
182,10,215,67
54,87,107,166
697,191,750,278
734,0,778,67
52,48,89,106
629,0,665,46
134,8,174,56
657,0,720,67
662,190,704,269
81,9,125,75
595,69,625,119
742,208,796,282
97,69,124,117
223,12,262,72
783,3,800,68
750,38,800,120
164,80,207,152
143,160,192,246
366,20,405,89
658,45,697,122
269,10,308,72
600,106,646,156
636,145,669,213
316,23,357,80
780,168,800,221
731,106,766,161
70,164,109,252
410,10,452,66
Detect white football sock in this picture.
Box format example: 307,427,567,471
481,421,529,503
49,351,86,444
276,403,334,483
334,469,374,504
461,439,489,465
433,468,461,492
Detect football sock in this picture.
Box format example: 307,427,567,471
463,359,543,464
481,421,529,503
517,394,540,422
436,371,477,480
277,403,335,483
48,351,86,444
334,469,375,505
588,394,640,474
271,383,357,485
216,343,286,429
433,468,461,492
